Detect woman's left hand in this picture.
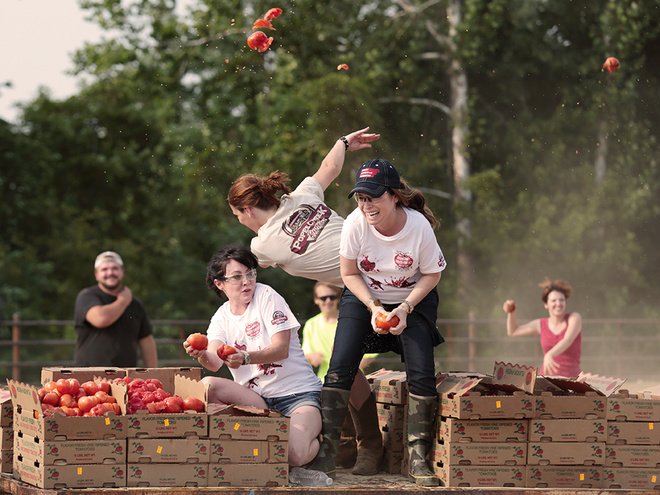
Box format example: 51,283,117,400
387,306,408,335
225,351,246,369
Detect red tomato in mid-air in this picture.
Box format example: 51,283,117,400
253,19,275,31
186,333,208,350
263,8,282,21
247,31,273,52
603,57,620,75
337,64,349,71
375,313,400,332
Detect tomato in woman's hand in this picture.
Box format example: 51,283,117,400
375,312,399,332
186,333,208,350
217,344,237,360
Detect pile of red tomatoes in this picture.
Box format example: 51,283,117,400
38,378,120,417
119,377,204,415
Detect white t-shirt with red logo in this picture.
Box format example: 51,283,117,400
251,177,345,287
340,207,447,304
206,283,322,398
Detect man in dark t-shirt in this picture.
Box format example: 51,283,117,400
74,251,158,367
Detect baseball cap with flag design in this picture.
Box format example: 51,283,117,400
348,158,403,199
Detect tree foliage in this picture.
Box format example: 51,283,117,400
2,0,660,335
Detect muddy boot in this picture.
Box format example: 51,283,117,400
334,412,357,469
350,393,383,475
407,394,439,486
306,387,351,479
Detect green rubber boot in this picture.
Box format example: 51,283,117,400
306,387,351,479
407,393,440,487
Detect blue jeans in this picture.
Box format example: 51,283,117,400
262,390,321,416
324,288,441,397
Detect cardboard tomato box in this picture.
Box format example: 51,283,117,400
0,389,13,427
608,391,660,422
382,424,404,452
433,441,527,465
209,439,287,464
603,467,660,490
527,442,605,465
128,437,210,463
9,380,125,440
383,449,403,474
435,464,526,488
15,430,126,465
439,418,528,443
529,418,606,442
376,402,405,432
604,444,660,467
208,462,288,487
1,425,13,450
14,453,125,489
127,462,207,487
367,369,408,405
117,374,208,438
534,373,625,420
208,404,289,441
0,449,11,473
526,465,603,488
608,420,660,445
436,374,534,420
41,367,126,386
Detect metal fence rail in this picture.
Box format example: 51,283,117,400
2,315,659,385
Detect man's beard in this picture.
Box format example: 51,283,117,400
100,278,122,292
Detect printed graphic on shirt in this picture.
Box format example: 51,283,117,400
367,277,384,291
282,204,332,255
271,310,288,325
360,255,378,273
245,322,261,338
394,251,413,270
258,362,283,376
387,276,416,288
439,253,447,269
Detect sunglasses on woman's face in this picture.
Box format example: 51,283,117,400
316,295,339,302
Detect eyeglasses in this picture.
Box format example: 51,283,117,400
221,269,257,285
354,193,388,204
316,295,339,302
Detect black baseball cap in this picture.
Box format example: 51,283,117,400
348,158,403,198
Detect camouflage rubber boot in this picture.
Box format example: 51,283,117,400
334,412,357,469
306,387,351,479
407,393,440,487
350,393,383,475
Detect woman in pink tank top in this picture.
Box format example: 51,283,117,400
502,278,582,377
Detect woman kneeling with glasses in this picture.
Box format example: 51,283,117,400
183,244,324,478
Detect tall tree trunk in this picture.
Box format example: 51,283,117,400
447,0,474,306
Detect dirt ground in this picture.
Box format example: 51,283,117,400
330,468,415,489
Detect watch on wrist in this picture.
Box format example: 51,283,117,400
401,300,414,314
243,351,251,365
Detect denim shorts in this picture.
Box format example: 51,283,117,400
262,390,321,416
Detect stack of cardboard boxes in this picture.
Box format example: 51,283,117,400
0,390,13,474
8,366,290,488
525,375,615,488
367,370,407,474
207,404,289,486
603,387,660,490
432,364,535,487
9,376,127,489
119,369,209,487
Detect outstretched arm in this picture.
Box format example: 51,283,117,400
503,300,541,337
313,127,380,191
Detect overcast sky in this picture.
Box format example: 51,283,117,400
0,0,107,123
